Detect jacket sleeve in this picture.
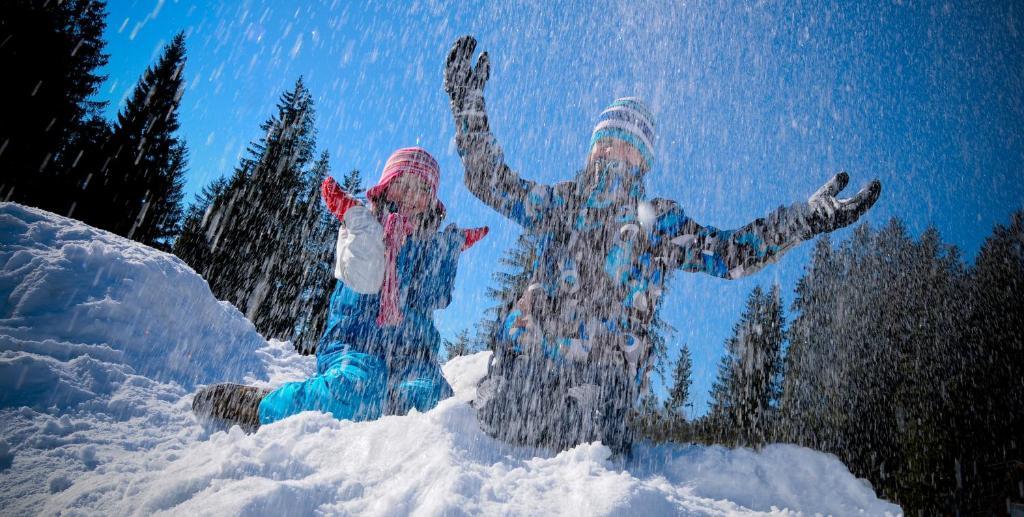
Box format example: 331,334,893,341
433,253,459,310
648,199,813,280
452,96,555,230
334,205,386,293
427,224,468,310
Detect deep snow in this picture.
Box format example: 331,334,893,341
0,203,901,515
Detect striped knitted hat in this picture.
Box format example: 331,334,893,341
590,97,656,170
366,146,445,214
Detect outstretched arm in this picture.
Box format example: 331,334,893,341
322,177,387,293
653,172,881,279
444,36,553,229
426,224,491,310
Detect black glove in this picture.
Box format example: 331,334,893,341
800,172,882,236
444,36,490,114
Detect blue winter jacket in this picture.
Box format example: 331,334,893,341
316,226,463,363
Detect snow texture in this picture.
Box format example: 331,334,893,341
0,203,901,515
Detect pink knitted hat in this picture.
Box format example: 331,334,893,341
367,147,442,326
366,147,444,214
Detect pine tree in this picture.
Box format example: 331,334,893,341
62,116,113,219
224,78,316,335
665,343,692,418
708,285,785,447
444,329,476,360
149,141,187,247
473,232,537,352
183,78,320,343
780,223,903,493
779,235,843,451
288,152,337,355
637,388,662,426
173,176,228,272
340,169,365,196
646,307,675,390
707,339,735,443
958,210,1024,512
631,383,682,444
0,0,109,209
639,390,660,414
184,156,252,279
74,32,189,248
777,220,980,513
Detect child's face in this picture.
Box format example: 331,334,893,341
588,138,646,173
384,173,434,216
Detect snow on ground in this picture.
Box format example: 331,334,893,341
0,203,901,516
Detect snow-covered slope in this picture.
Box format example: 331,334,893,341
0,203,901,515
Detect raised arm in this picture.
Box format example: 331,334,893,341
652,172,881,279
322,177,386,293
444,36,554,229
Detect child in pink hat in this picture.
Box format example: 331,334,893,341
193,147,488,430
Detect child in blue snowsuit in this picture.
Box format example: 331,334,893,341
443,36,882,452
257,147,488,425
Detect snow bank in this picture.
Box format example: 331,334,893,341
0,203,268,397
0,203,901,515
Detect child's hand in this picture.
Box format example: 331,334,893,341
443,224,489,251
460,226,489,251
444,36,489,111
802,172,882,236
321,176,362,222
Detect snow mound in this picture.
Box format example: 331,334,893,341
0,203,901,515
0,202,268,398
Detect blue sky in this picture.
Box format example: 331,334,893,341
97,0,1023,415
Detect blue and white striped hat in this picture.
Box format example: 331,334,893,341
590,97,656,170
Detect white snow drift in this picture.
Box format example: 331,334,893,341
0,203,901,515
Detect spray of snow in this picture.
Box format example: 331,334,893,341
0,203,900,515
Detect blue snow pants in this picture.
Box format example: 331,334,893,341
257,347,453,425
